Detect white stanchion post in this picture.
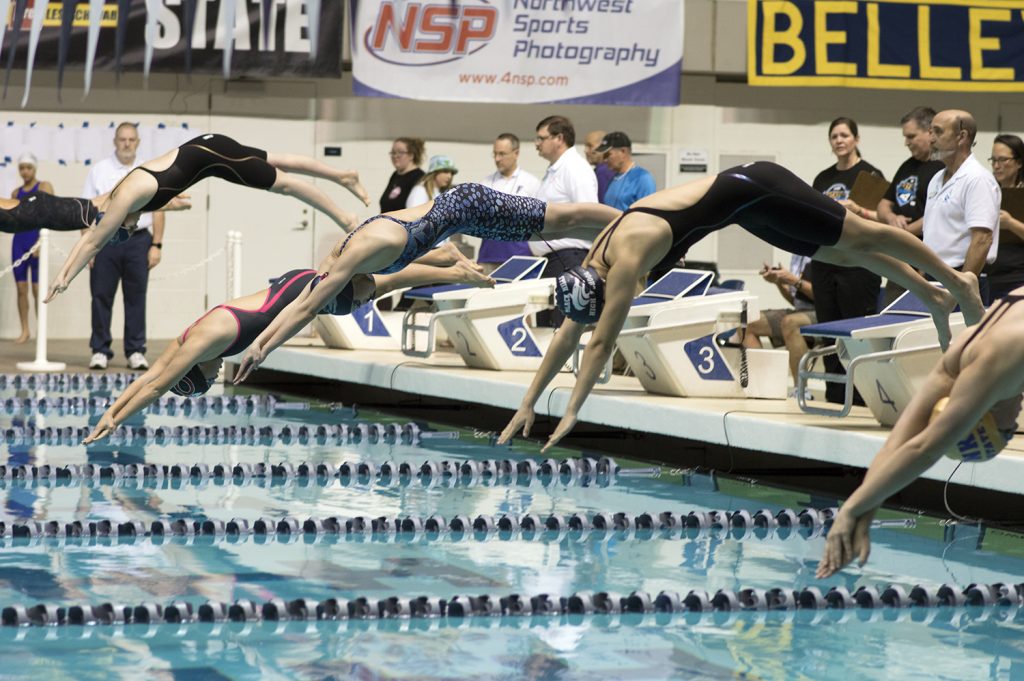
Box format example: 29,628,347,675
17,229,66,372
226,230,243,299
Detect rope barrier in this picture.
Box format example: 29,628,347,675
0,372,141,391
0,393,325,417
0,506,908,549
0,456,651,489
0,242,39,280
149,247,225,283
1,582,1021,630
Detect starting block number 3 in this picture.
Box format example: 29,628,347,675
683,335,733,381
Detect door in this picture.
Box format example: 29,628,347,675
204,116,317,303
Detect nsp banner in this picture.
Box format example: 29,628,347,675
748,0,1024,92
349,0,683,106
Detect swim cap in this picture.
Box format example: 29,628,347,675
170,365,215,397
931,397,1011,462
554,266,605,324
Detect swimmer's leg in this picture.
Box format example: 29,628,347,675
816,246,956,350
266,153,370,206
543,202,621,234
834,213,984,326
267,171,359,231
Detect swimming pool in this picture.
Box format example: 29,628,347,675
1,373,1023,680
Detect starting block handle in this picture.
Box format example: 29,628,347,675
572,341,612,384
796,345,855,417
401,309,437,359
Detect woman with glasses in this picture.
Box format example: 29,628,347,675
381,138,426,212
984,134,1024,299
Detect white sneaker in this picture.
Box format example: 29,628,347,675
127,352,149,370
89,353,108,370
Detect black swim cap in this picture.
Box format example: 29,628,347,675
170,365,215,397
554,265,605,324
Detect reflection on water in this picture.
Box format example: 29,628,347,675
1,385,1024,679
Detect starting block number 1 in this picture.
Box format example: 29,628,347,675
498,317,542,357
683,335,733,381
354,303,390,337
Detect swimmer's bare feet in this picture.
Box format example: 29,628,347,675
337,170,370,207
438,241,481,270
451,260,496,288
14,332,29,344
952,271,984,326
923,287,956,350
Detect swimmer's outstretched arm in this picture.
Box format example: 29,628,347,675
817,351,996,578
234,229,404,383
45,191,139,302
498,262,641,454
83,340,211,444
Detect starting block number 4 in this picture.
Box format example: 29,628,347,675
683,335,733,381
498,317,541,358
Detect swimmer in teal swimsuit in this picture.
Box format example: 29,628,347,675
231,183,620,383
817,289,1024,578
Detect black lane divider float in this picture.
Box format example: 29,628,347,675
0,456,651,490
0,372,141,392
0,506,885,548
3,583,1023,630
1,421,445,448
0,394,337,418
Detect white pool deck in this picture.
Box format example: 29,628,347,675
250,338,1024,497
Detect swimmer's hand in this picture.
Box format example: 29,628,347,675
541,412,578,454
816,510,872,579
233,347,264,384
83,416,116,445
497,405,536,445
162,194,192,211
44,277,69,303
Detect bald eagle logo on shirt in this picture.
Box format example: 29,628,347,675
896,175,919,207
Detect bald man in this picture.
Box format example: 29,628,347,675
584,129,614,202
922,109,1001,302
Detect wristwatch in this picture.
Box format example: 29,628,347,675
151,242,163,250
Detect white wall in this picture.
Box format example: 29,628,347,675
1,66,1021,341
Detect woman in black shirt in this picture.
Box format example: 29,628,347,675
380,137,426,212
985,134,1024,299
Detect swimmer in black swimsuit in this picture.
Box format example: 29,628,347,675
817,288,1024,578
82,258,496,444
498,161,986,453
230,183,621,383
45,133,370,301
1,193,102,233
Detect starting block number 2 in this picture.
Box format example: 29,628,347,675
683,335,733,381
498,317,541,357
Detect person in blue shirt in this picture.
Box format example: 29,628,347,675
598,132,657,211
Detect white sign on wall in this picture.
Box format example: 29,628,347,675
349,0,684,106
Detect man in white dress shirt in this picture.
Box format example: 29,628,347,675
82,122,165,370
532,115,598,326
477,133,541,272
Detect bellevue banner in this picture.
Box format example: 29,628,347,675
349,0,683,106
0,0,342,79
748,0,1024,92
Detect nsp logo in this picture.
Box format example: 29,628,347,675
365,1,497,65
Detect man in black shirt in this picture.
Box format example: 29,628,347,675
877,107,945,236
877,107,945,305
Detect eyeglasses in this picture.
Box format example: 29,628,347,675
493,151,515,158
389,150,410,157
534,134,554,143
990,156,1016,165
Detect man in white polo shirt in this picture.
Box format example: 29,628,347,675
82,122,165,370
532,114,598,326
477,132,541,273
923,109,1001,302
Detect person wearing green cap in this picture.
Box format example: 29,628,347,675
406,155,459,208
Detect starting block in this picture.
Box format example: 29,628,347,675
315,286,407,351
613,270,788,398
401,256,549,367
796,289,966,424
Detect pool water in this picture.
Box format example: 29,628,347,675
1,375,1024,680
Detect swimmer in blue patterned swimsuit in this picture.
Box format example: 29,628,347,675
232,183,620,381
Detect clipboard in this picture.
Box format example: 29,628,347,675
849,171,890,210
